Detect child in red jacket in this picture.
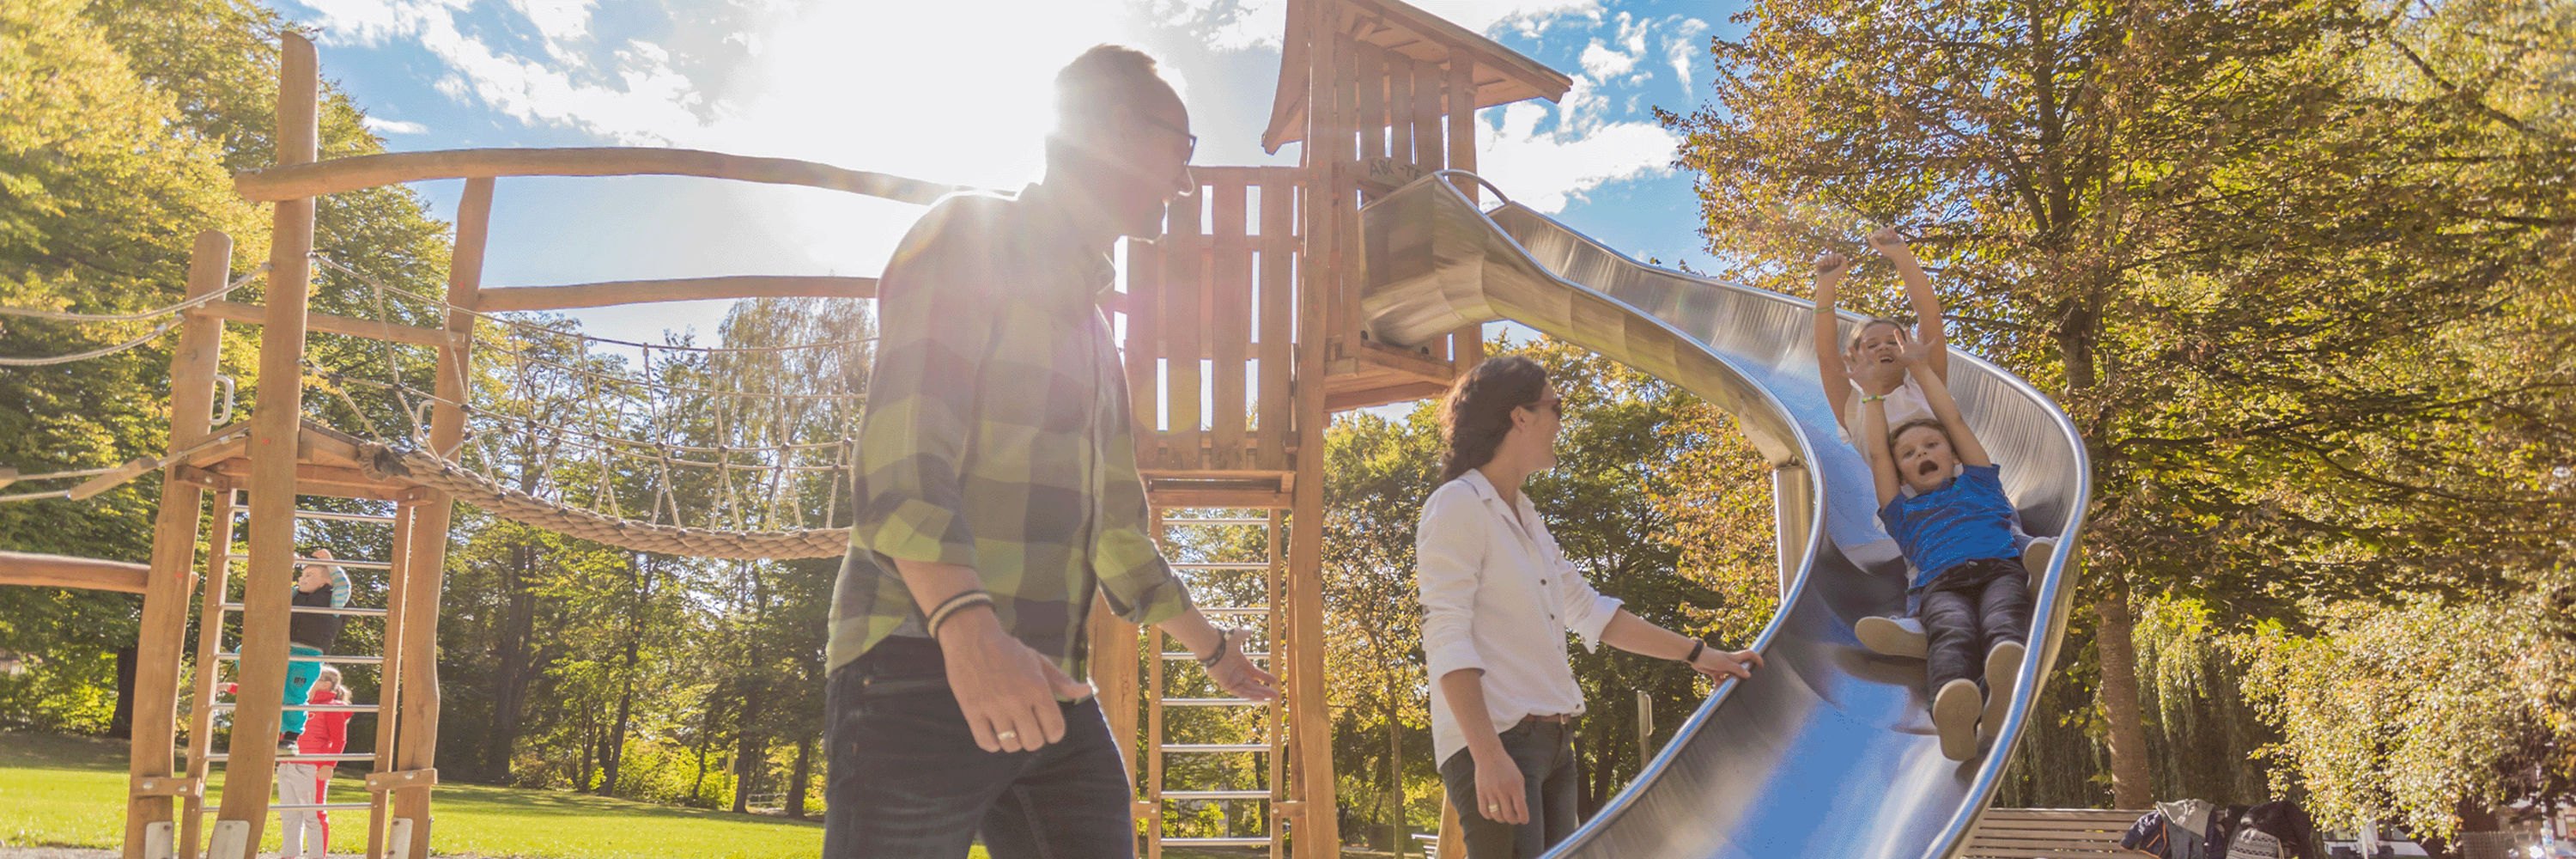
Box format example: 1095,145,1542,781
277,667,353,859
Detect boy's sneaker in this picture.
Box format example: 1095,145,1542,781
277,733,300,756
1932,678,1982,761
1982,641,2026,739
1857,615,1928,658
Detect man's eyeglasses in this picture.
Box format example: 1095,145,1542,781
1137,111,1198,161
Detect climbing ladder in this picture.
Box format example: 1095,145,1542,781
1142,510,1290,859
174,490,410,859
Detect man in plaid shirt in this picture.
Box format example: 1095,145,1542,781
824,46,1278,859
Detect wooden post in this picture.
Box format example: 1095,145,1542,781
178,490,240,859
363,503,414,859
1288,5,1346,857
125,231,233,859
213,35,319,856
1446,57,1485,369
387,175,493,859
1253,174,1294,472
1210,180,1250,471
1126,236,1165,468
1165,186,1204,468
1437,798,1462,859
1084,590,1139,781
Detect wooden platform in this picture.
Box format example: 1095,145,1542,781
168,420,424,503
1959,807,2148,859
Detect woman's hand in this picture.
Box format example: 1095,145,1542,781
1690,647,1765,683
1471,746,1528,825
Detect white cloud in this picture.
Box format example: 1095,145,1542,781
1579,40,1635,79
360,116,428,134
1664,16,1711,98
297,0,466,47
1476,101,1678,213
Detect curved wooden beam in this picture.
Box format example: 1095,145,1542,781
233,148,966,204
0,551,150,594
477,275,878,313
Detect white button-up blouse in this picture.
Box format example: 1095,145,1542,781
1414,470,1625,764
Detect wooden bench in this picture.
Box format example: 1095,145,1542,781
1961,807,2151,859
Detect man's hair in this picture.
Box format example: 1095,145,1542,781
1888,417,1953,453
1055,45,1177,138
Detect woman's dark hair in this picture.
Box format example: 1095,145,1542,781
1887,417,1953,453
1437,356,1551,484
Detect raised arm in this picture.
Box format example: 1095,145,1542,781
1862,393,1902,506
1812,252,1856,426
1868,228,1949,381
1904,340,1990,468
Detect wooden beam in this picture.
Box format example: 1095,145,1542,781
125,229,230,858
177,491,241,858
215,34,319,853
234,147,963,204
190,301,459,349
0,551,149,594
476,275,878,313
1287,3,1344,854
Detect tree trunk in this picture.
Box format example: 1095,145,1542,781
786,734,813,820
1387,698,1405,856
487,542,539,783
599,645,636,796
2096,594,2154,809
733,727,762,813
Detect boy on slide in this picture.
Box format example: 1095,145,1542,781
1859,338,2032,761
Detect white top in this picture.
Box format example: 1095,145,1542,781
1414,470,1625,763
1838,375,1936,453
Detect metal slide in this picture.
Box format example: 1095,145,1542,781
1358,174,2093,859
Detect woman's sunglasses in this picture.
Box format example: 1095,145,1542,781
1521,395,1564,417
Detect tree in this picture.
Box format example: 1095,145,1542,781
1662,0,2574,808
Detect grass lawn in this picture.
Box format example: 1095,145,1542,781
1,733,1394,859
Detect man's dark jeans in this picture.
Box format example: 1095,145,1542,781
1918,556,2032,694
1438,717,1581,859
824,637,1133,859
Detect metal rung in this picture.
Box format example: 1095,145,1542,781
1199,606,1272,616
1170,562,1269,570
292,510,398,524
228,555,392,570
214,652,384,665
204,752,377,763
1163,837,1275,846
210,702,380,712
1162,697,1263,707
1163,790,1271,801
222,602,387,617
1162,650,1271,661
200,802,370,813
1160,743,1271,753
1160,518,1270,527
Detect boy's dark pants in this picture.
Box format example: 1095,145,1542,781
823,637,1134,859
1439,717,1581,859
1917,557,2033,692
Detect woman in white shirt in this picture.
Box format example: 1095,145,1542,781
1415,355,1764,859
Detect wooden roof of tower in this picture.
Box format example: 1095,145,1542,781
1261,0,1573,153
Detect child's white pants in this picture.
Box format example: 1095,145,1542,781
276,761,331,858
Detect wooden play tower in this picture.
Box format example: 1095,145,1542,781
106,1,1571,857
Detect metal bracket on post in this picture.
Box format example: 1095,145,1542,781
207,819,249,859
143,821,175,859
388,817,416,859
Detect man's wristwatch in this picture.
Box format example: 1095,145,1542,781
1683,640,1706,665
1196,628,1236,670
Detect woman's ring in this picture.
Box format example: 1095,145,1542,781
996,730,1018,741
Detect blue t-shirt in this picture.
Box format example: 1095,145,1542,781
1879,464,2022,588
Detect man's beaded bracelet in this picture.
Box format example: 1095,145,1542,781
1196,628,1236,669
925,589,995,638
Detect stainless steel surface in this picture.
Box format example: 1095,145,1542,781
1359,174,2093,859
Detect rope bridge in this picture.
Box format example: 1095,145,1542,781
2,254,876,560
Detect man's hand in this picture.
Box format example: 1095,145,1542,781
1203,629,1281,702
1689,647,1765,683
936,609,1094,754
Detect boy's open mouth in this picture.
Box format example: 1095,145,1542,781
1916,460,1941,477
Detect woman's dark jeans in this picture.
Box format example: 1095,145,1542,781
1439,718,1581,859
823,637,1135,858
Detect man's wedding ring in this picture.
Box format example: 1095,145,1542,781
996,730,1018,741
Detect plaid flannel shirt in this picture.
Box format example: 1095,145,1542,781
829,185,1194,679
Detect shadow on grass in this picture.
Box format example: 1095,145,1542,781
437,783,822,829
0,733,124,772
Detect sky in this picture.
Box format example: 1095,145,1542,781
278,0,1749,348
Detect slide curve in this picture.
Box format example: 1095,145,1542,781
1358,174,2094,859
